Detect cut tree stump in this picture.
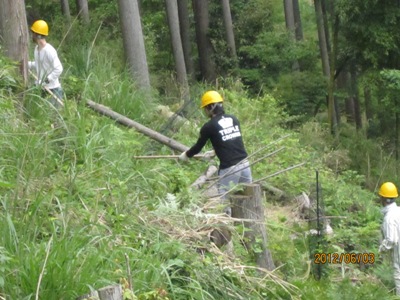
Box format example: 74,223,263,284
231,184,275,271
76,290,99,300
76,284,123,300
97,284,123,300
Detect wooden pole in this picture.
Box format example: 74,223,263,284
133,154,205,159
231,184,275,271
87,100,188,152
29,70,64,107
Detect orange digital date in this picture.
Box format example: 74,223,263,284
314,252,375,264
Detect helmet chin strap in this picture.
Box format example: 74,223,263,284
208,103,217,114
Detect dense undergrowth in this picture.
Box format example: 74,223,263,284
1,53,400,300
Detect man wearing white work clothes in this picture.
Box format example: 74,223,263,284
29,20,64,109
378,182,400,295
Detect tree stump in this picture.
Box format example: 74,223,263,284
97,284,123,300
231,184,275,271
77,285,123,300
76,290,99,300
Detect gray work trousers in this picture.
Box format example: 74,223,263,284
218,160,252,214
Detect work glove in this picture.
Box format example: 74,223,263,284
203,150,216,161
179,151,189,162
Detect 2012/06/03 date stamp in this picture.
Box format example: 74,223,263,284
314,252,375,264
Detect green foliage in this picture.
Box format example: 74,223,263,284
4,0,400,297
274,71,327,118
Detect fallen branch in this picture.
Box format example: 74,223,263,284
87,100,189,152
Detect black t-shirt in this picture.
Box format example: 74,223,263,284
186,113,248,169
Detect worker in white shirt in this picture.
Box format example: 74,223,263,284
29,20,64,109
378,182,400,295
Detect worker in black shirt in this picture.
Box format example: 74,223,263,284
179,90,252,214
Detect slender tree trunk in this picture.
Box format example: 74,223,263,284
350,66,362,130
364,87,373,123
165,0,190,106
284,0,295,33
76,0,90,24
314,0,337,133
0,0,29,86
338,70,355,124
60,0,71,24
118,0,151,90
397,97,400,161
314,0,330,77
284,0,300,71
220,0,237,62
293,0,303,41
177,0,195,81
192,0,216,82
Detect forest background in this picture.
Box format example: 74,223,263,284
2,0,400,299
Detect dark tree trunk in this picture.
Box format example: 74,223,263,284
293,0,303,41
350,66,362,130
364,87,373,123
177,0,195,81
165,0,190,105
284,0,295,33
192,0,216,82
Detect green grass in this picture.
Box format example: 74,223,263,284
1,45,400,299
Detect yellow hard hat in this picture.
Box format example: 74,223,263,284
31,20,49,36
200,91,223,108
379,182,399,198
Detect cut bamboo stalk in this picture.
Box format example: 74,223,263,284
87,100,189,152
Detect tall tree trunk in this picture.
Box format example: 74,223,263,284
0,0,29,86
337,70,355,124
165,0,190,105
284,0,299,71
364,87,373,124
292,0,303,41
76,0,90,24
177,0,195,81
284,0,295,33
61,0,71,24
314,0,330,77
118,0,151,90
314,0,337,133
192,0,216,82
350,66,362,130
220,0,237,63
